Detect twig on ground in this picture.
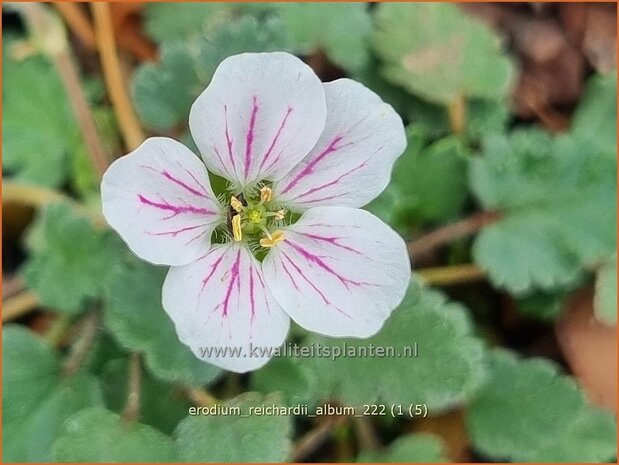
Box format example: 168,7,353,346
418,264,486,286
352,416,382,452
2,291,39,321
185,387,220,407
2,275,26,300
91,2,145,151
53,3,96,49
291,415,349,462
3,181,106,227
22,3,109,178
408,211,501,258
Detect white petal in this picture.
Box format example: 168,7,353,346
101,137,223,266
273,79,406,210
162,243,290,373
189,52,327,187
263,207,411,337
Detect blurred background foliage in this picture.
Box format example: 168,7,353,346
2,2,617,463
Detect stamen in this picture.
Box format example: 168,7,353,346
260,230,285,248
260,186,273,203
274,209,286,221
232,214,243,241
230,196,244,213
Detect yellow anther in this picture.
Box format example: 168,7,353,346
260,186,273,203
230,196,244,213
232,214,243,241
274,209,286,221
260,230,285,248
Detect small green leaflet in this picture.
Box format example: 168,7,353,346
357,433,448,463
594,253,617,326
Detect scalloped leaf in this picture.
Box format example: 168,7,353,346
2,326,103,462
3,42,75,187
52,407,177,462
175,392,292,462
132,16,288,131
366,126,468,232
21,203,125,314
308,282,485,411
467,349,616,462
471,130,617,293
103,257,220,385
372,3,514,104
275,3,371,72
357,433,448,462
571,72,617,157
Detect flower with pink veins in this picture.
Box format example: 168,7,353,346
101,52,411,373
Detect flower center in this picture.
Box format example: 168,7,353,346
227,187,285,248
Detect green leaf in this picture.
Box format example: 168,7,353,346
2,326,104,462
101,358,191,435
103,257,220,385
144,2,273,43
308,282,485,411
175,392,292,462
471,130,617,293
516,290,569,321
595,253,617,326
357,433,448,462
520,407,617,463
276,3,371,72
372,3,514,105
132,16,288,130
251,356,319,406
571,72,617,157
22,203,125,314
466,349,614,462
3,44,76,187
52,407,177,462
366,127,468,232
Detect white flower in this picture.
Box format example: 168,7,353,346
101,52,411,373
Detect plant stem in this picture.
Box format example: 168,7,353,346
447,93,467,135
122,353,142,423
352,416,381,452
2,291,39,321
44,314,74,347
185,387,220,407
22,3,109,178
91,2,145,151
408,211,501,258
62,310,99,377
417,264,486,286
291,415,348,462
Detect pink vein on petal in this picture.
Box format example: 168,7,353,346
281,252,330,305
221,249,241,317
295,159,370,200
296,232,363,255
249,265,256,323
286,240,372,289
259,106,293,171
281,251,352,318
161,170,207,198
201,253,225,292
149,223,205,237
244,96,259,177
224,105,236,172
137,195,215,216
